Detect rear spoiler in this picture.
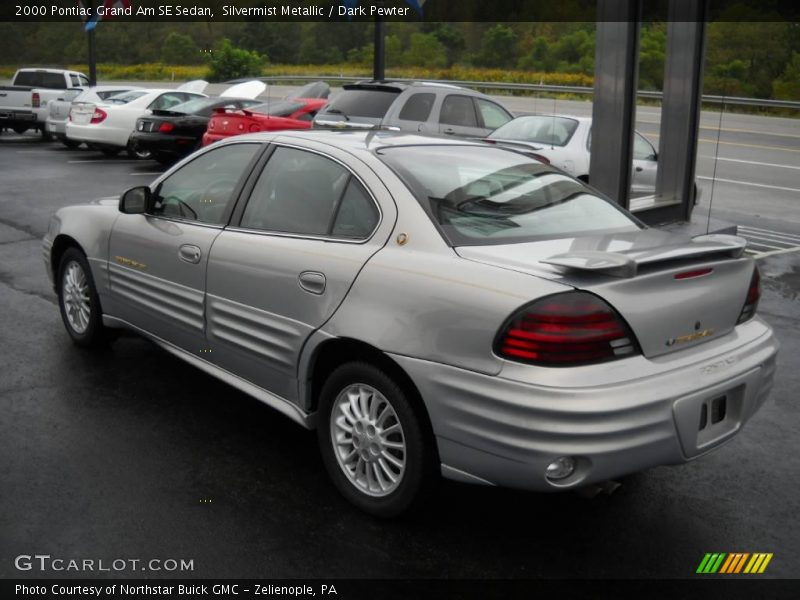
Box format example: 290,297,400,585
542,234,747,278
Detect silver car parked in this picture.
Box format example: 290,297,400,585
44,130,777,517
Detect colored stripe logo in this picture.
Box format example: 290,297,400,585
696,553,773,574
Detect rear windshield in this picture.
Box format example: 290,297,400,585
105,91,148,104
489,116,580,147
378,145,640,246
14,71,67,89
321,88,399,119
249,100,304,117
96,89,135,100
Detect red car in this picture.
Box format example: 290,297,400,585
202,97,328,146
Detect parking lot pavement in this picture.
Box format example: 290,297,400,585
1,133,799,579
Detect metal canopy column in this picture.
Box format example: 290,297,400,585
589,0,641,209
646,0,708,225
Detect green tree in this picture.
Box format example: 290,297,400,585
206,39,265,82
638,24,666,90
404,33,447,68
161,32,201,65
474,25,518,68
773,52,800,100
426,23,465,67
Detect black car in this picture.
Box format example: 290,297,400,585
131,96,262,165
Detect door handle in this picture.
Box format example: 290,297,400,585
443,128,455,135
635,166,643,172
298,271,326,295
178,244,201,264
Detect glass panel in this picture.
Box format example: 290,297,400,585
151,144,260,225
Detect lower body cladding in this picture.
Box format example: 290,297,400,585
391,318,778,491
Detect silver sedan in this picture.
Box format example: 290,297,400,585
43,130,777,516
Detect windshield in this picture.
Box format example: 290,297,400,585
489,116,580,147
378,145,640,246
105,91,148,104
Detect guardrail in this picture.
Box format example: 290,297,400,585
245,74,800,110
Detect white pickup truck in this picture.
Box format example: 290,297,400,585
0,68,89,136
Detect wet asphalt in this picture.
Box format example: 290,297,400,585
0,131,799,581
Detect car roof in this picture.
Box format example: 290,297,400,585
235,129,487,153
345,80,472,93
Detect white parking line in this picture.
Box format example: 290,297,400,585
68,159,143,164
698,156,800,171
738,230,800,244
753,246,800,259
738,225,800,238
736,225,800,259
696,176,800,194
746,241,786,250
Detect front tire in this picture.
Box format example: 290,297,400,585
57,247,106,347
317,362,436,517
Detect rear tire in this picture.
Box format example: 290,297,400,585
57,247,107,348
317,361,436,518
62,138,81,149
127,138,152,160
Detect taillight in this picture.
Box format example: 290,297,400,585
90,108,107,124
737,266,761,324
32,92,40,108
496,292,639,367
158,122,174,133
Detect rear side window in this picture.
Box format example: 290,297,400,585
440,95,478,127
398,93,435,122
70,75,81,87
323,89,399,119
241,147,349,236
241,147,377,239
332,180,379,238
476,99,512,130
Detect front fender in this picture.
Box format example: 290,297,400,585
44,198,120,299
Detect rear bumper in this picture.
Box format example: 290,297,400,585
0,110,37,127
392,317,778,491
129,131,197,156
65,122,126,147
46,117,67,137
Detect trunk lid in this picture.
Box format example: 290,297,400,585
456,229,753,358
69,102,96,125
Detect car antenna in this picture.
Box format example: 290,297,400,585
707,83,726,234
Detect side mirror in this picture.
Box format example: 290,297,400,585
119,186,150,214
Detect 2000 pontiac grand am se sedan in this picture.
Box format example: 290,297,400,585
43,130,778,517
